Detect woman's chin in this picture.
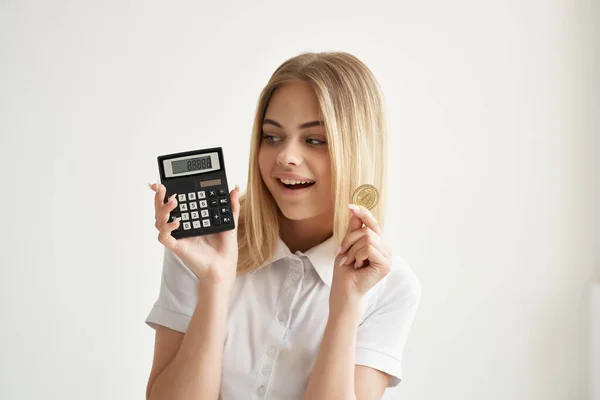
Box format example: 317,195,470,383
277,205,331,222
278,207,313,221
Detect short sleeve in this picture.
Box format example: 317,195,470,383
145,247,200,333
355,256,422,387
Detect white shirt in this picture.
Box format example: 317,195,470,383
145,235,421,399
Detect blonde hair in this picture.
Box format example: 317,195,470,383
236,51,388,274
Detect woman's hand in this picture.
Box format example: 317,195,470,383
149,182,241,286
330,204,393,310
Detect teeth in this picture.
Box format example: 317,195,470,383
279,178,315,185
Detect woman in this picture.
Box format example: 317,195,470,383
145,51,421,400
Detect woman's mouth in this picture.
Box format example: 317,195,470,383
277,178,316,195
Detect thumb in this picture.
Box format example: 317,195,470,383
344,212,363,237
230,184,241,228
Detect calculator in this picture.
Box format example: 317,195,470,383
157,147,235,239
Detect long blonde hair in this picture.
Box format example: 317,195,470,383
236,51,388,274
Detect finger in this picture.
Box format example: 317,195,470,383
155,193,178,230
153,183,166,217
157,217,182,252
343,229,372,265
354,245,387,270
150,182,159,216
338,225,388,259
343,211,364,239
343,229,387,266
348,204,382,236
338,226,370,256
335,202,368,256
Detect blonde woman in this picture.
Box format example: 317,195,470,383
145,52,421,400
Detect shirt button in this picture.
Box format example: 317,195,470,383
278,313,287,322
291,272,300,281
261,365,271,375
257,385,266,396
266,346,276,356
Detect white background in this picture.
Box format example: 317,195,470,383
1,1,598,399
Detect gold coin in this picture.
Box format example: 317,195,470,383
352,184,379,210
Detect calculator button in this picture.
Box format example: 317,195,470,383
202,219,211,227
220,207,230,214
218,188,227,196
201,209,209,218
222,216,231,224
179,203,188,212
191,211,199,219
208,189,217,197
178,194,187,202
183,222,192,230
209,199,218,207
212,214,221,225
219,197,228,205
189,202,198,210
181,213,190,221
211,207,219,216
199,200,208,208
197,191,206,199
192,220,201,229
188,192,197,201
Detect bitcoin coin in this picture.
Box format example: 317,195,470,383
352,184,379,210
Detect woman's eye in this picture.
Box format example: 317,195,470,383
307,138,326,145
262,135,280,143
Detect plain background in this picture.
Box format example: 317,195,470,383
1,0,598,399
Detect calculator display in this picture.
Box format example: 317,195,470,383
172,156,212,174
163,151,221,178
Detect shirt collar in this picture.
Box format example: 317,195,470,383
253,236,336,287
302,236,335,287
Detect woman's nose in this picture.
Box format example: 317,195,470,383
276,142,303,166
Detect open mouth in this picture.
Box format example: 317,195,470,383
278,178,316,190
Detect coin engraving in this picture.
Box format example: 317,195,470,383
352,184,379,210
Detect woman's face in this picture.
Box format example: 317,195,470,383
258,80,333,222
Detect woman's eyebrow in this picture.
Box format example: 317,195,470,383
262,118,324,129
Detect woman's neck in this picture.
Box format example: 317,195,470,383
279,212,334,253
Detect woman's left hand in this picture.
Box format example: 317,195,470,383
330,204,393,309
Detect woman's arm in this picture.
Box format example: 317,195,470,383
303,205,401,399
303,295,362,400
146,280,234,400
303,295,391,400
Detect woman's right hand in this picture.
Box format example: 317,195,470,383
149,182,241,286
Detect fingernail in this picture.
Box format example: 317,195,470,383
339,256,347,267
334,246,342,256
169,193,177,201
148,183,154,191
235,184,240,192
348,204,360,212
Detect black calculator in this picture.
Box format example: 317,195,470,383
157,147,235,239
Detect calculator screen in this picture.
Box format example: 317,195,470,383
163,151,221,178
172,156,211,174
